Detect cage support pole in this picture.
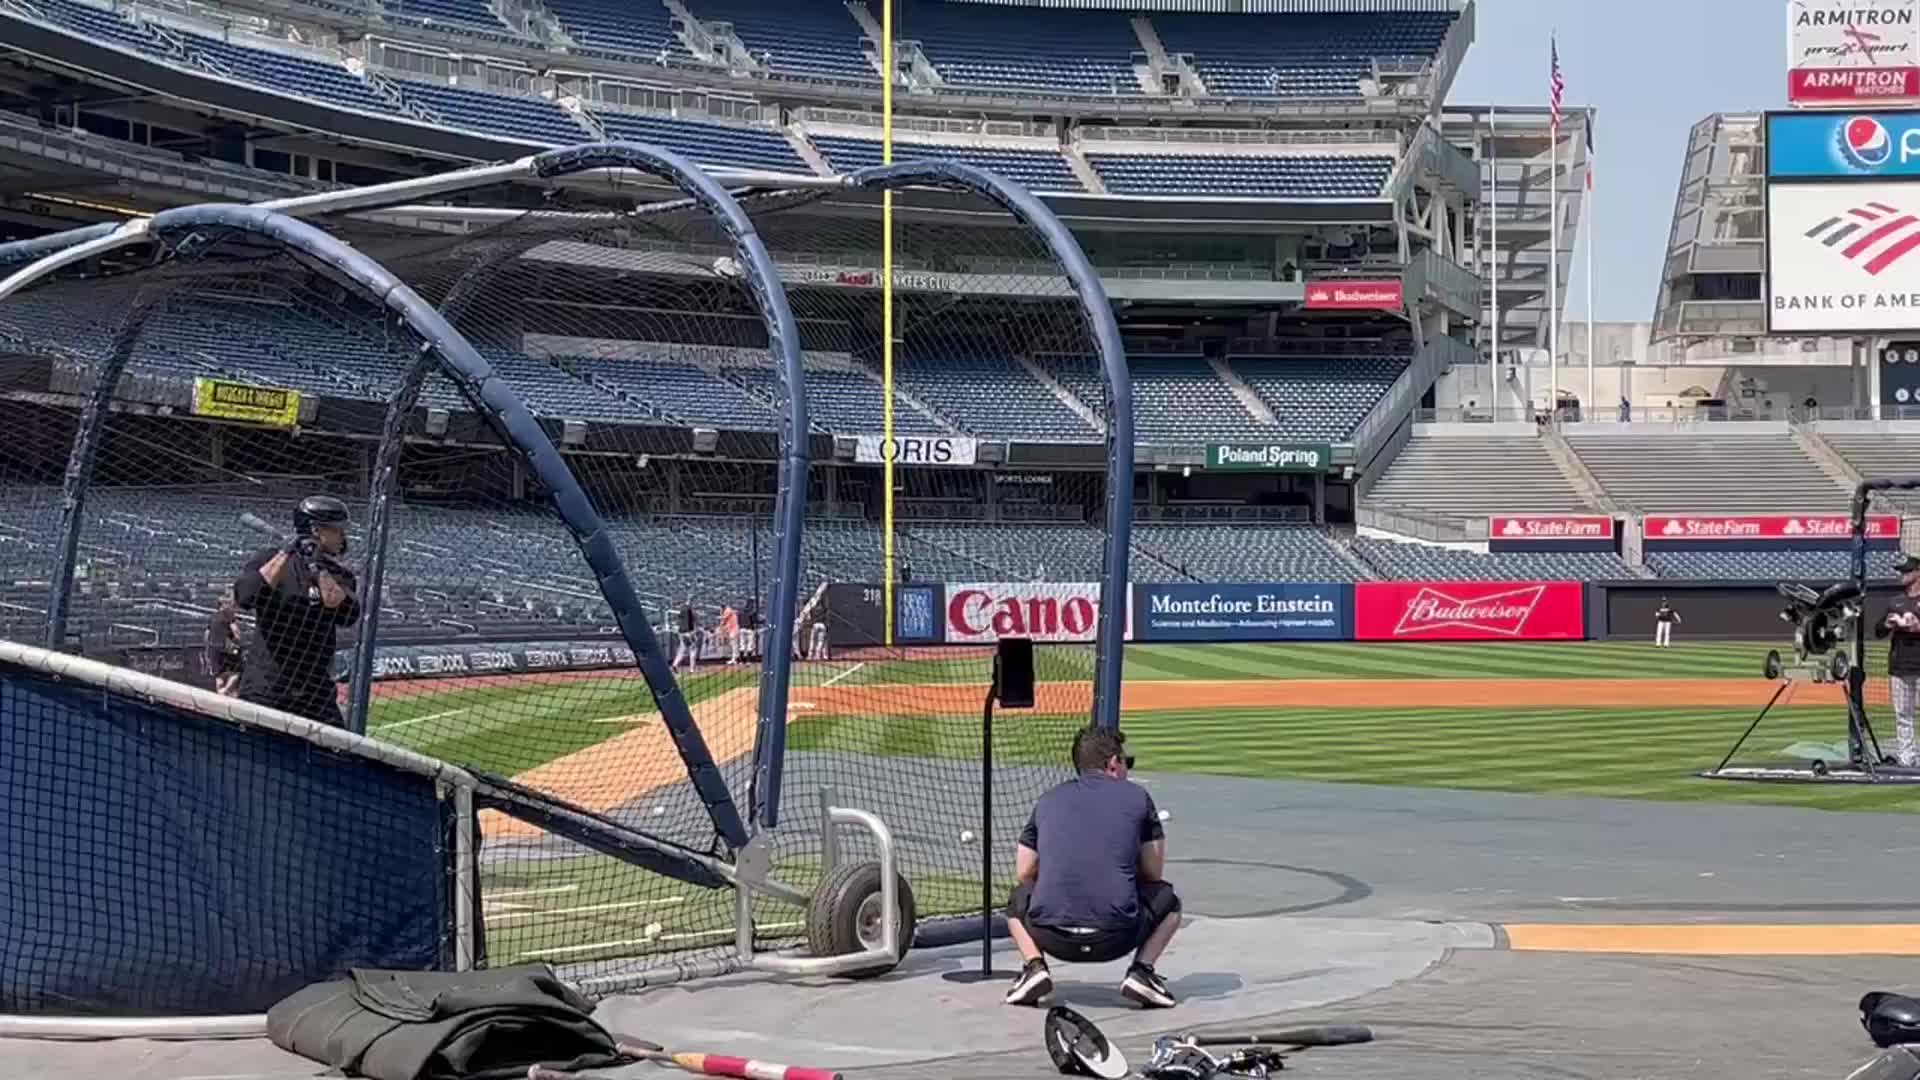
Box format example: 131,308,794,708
944,654,1006,983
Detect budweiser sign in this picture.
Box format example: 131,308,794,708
1355,581,1585,641
1304,279,1404,311
1490,515,1617,540
1645,514,1900,540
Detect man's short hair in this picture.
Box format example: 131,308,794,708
1071,725,1126,773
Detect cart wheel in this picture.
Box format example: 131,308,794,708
805,861,917,979
1763,650,1783,681
1830,652,1852,682
1812,759,1830,776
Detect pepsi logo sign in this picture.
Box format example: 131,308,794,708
1844,115,1896,168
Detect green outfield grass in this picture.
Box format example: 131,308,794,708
365,639,1914,818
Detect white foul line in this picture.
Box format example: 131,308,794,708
821,661,865,688
372,707,468,732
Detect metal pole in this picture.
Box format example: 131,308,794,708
1488,107,1501,418
1550,109,1560,424
943,653,1004,983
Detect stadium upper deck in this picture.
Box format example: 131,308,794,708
0,0,1464,200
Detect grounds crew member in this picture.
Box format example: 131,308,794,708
233,495,359,728
1003,726,1181,1010
1875,553,1920,767
1654,597,1681,648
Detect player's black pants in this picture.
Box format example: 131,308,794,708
1007,880,1181,964
242,688,346,729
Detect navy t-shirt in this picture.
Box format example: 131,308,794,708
1018,772,1164,930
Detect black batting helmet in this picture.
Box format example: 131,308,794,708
293,495,351,537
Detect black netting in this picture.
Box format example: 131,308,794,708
0,655,451,1016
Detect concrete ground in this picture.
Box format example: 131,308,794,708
13,773,1920,1079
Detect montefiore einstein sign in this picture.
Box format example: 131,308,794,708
1206,442,1332,472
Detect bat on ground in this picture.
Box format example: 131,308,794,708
526,1037,843,1080
1178,1025,1374,1048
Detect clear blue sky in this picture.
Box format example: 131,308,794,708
1449,0,1784,323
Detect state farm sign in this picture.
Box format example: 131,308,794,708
1354,581,1586,641
1644,513,1900,540
1489,515,1617,540
1304,279,1404,311
1789,0,1920,105
945,582,1131,644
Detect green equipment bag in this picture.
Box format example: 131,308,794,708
265,964,629,1080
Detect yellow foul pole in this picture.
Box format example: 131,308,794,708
881,0,896,647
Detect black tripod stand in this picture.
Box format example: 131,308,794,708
943,638,1034,984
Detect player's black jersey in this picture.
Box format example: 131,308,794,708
233,546,360,710
1879,595,1920,677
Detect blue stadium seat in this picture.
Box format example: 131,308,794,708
1228,354,1405,441
811,135,1084,192
896,0,1142,96
1152,10,1457,98
595,111,811,172
1132,524,1360,583
381,0,521,41
1086,153,1394,198
542,0,694,59
392,79,589,144
1350,538,1635,582
682,0,874,81
13,0,179,60
894,354,1097,441
174,28,398,115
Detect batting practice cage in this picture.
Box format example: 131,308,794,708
1703,477,1920,785
0,144,1133,1032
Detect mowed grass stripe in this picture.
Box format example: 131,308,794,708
1117,641,1795,682
1111,704,1919,811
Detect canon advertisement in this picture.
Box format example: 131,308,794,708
1353,582,1587,642
1788,0,1920,104
1766,178,1920,332
944,582,1130,644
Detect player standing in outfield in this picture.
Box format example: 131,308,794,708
1653,597,1681,648
1874,554,1920,767
721,604,741,665
673,597,698,673
232,496,359,727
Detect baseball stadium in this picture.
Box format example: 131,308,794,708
7,0,1920,1077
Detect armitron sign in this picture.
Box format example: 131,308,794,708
1789,0,1920,106
853,435,978,466
1643,513,1900,540
1354,581,1586,641
1205,443,1332,472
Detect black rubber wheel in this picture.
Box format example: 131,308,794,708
1812,759,1830,776
1830,651,1852,682
805,860,916,979
1764,650,1783,681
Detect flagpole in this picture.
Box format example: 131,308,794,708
1585,110,1595,419
1489,106,1501,418
1549,73,1560,424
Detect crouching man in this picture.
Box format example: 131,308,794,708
1003,726,1181,1009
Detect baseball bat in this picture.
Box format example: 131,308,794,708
240,512,283,541
1183,1025,1374,1048
526,1039,843,1080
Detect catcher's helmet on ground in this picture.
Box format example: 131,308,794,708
293,495,351,537
1044,1006,1128,1079
1864,992,1920,1048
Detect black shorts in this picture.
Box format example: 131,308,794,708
1007,880,1181,964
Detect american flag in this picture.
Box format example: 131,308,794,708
1803,201,1920,276
1549,38,1565,134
